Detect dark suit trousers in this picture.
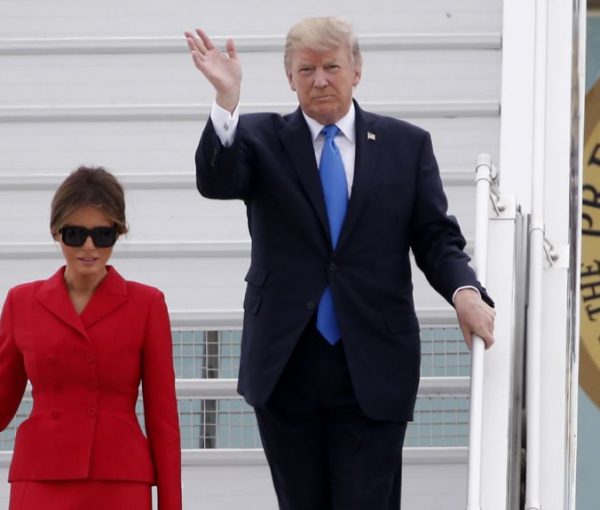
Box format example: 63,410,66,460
254,318,408,510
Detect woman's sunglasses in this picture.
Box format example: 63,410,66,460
59,225,118,248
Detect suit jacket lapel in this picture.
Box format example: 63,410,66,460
80,266,129,329
337,103,378,251
35,267,89,339
34,266,129,339
278,108,331,240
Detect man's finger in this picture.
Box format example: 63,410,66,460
184,35,200,54
475,328,494,349
196,29,215,51
226,38,238,60
184,33,199,51
460,325,473,350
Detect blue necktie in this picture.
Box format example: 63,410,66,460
316,125,348,345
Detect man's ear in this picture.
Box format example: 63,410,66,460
287,72,296,91
352,67,362,87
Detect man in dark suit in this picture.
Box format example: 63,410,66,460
185,17,494,509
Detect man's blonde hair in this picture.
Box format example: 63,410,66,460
284,17,362,73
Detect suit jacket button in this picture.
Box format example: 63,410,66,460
306,301,315,310
87,408,96,417
51,410,60,419
329,263,337,271
47,355,57,365
86,354,95,363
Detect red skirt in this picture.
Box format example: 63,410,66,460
9,480,152,510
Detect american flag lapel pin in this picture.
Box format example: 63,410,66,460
367,131,376,141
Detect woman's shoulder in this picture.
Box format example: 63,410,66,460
7,277,48,301
125,279,163,299
123,281,169,319
120,277,165,306
7,266,68,299
107,266,162,299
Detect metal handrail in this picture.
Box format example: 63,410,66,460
466,153,497,510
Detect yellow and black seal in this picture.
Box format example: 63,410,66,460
581,78,600,409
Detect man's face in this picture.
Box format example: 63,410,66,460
287,46,361,125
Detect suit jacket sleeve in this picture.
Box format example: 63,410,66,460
141,290,182,510
0,291,27,432
195,117,256,201
409,132,493,306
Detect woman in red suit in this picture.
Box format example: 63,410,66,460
0,166,182,510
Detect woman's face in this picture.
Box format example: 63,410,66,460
55,205,116,281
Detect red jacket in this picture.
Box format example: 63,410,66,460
0,266,181,509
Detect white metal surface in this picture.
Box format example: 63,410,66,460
539,0,582,507
480,203,522,509
0,47,501,106
0,0,503,38
0,118,500,176
499,0,583,508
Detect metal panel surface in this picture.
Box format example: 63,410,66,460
0,0,503,37
0,49,500,105
0,118,499,174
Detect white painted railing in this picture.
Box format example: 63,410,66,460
525,2,549,509
466,153,498,510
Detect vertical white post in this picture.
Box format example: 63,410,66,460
525,0,548,509
466,153,494,510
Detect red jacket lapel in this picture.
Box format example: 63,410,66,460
79,266,129,329
35,267,88,339
34,266,130,338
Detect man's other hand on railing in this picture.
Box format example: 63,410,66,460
454,288,495,349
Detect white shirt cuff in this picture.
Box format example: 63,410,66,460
452,285,481,304
210,101,239,147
